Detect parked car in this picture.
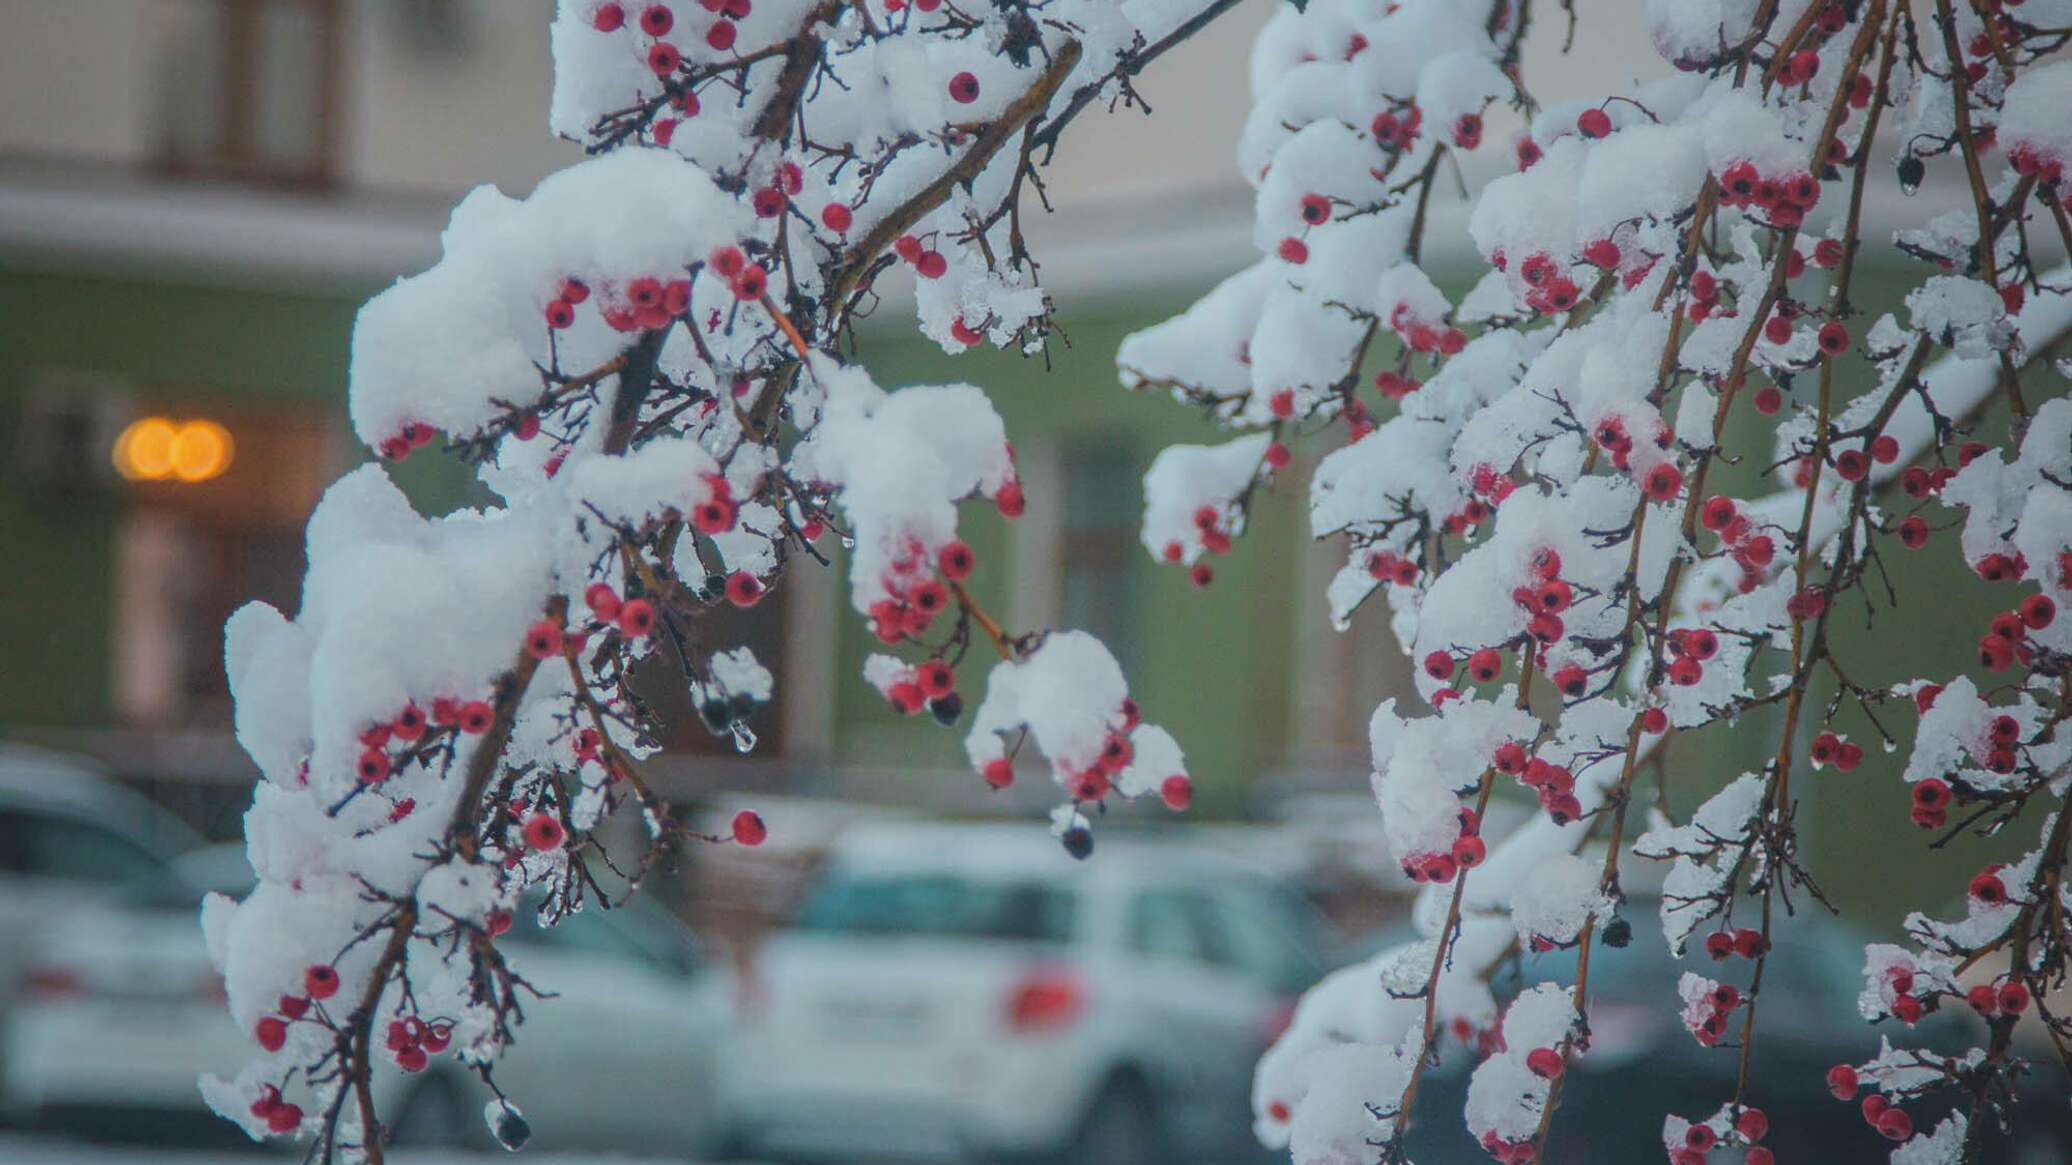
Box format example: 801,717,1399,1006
0,745,203,1111
720,822,1330,1164
2,843,734,1156
1382,903,2072,1165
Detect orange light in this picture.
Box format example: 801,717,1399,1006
114,417,234,483
170,420,232,482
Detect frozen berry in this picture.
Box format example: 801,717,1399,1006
524,620,564,660
1576,108,1611,138
947,71,979,104
255,1016,288,1052
523,813,565,852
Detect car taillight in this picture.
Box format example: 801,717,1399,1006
22,966,85,1001
1005,967,1085,1033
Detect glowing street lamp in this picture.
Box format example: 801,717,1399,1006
113,417,233,483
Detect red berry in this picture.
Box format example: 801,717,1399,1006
1160,775,1193,811
647,41,681,75
354,746,387,783
1189,562,1214,589
693,496,737,534
1642,707,1669,734
255,1016,288,1052
545,299,575,329
266,1102,303,1134
1705,931,1736,960
705,21,735,50
525,620,563,659
1733,928,1767,958
1453,835,1486,867
523,813,565,852
1817,321,1849,356
2020,594,2056,629
724,571,763,607
593,3,626,31
1967,984,2000,1014
1827,1063,1859,1100
617,598,656,637
1643,462,1684,502
1969,871,2007,904
278,994,310,1019
937,540,975,581
1701,495,1737,531
585,582,622,619
1753,385,1784,414
1422,651,1455,682
732,809,766,846
1576,108,1611,138
982,758,1014,789
304,964,340,1001
639,4,674,34
1277,236,1309,265
1467,648,1502,683
917,659,955,700
947,72,980,104
1525,1047,1564,1078
1999,982,2030,1014
1876,1107,1912,1141
1554,665,1587,698
1897,515,1928,549
458,700,494,735
821,203,853,233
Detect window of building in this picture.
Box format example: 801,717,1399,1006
155,0,343,187
1058,441,1141,675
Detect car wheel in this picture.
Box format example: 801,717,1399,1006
1068,1075,1165,1165
390,1071,478,1149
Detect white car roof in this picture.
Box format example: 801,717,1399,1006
821,821,1271,888
0,742,205,853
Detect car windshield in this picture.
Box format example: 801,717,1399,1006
793,871,1075,942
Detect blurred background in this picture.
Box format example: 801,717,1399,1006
0,1,2066,1163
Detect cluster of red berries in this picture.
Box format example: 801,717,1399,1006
892,233,950,280
1372,369,1422,400
1877,961,1934,1025
1828,1050,1922,1142
2007,143,2067,188
1909,772,1953,829
1806,730,1865,771
1364,547,1420,587
1701,926,1768,961
706,245,770,302
747,161,806,221
880,0,944,13
377,420,442,463
867,539,973,643
1402,808,1487,884
356,697,494,786
1685,979,1742,1047
248,1084,304,1135
1665,1109,1771,1165
1506,250,1580,315
1371,103,1422,153
1161,504,1234,590
881,656,960,724
1593,417,1684,501
251,961,348,1063
1495,742,1585,826
383,1013,454,1073
1716,160,1822,227
1965,977,2029,1018
1386,301,1468,357
593,1,751,64
1976,588,2055,673
1699,494,1778,592
1654,626,1720,688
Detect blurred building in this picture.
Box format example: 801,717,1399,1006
0,0,1419,833
2,1,2038,930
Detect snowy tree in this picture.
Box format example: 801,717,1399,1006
203,1,2072,1163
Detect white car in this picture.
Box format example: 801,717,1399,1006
721,823,1328,1163
2,844,734,1156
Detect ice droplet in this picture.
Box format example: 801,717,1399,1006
484,1099,531,1152
730,722,757,754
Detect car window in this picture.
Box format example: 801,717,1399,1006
511,899,688,971
794,873,1076,942
0,809,168,885
1211,887,1326,993
1126,889,1220,964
